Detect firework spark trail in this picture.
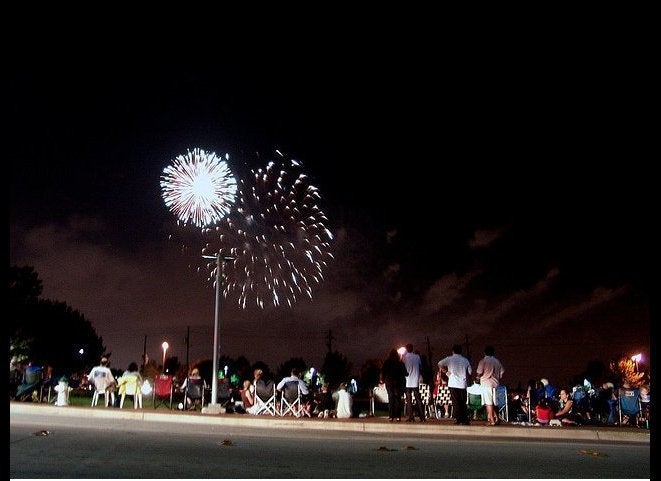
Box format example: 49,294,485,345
161,148,237,228
201,154,334,309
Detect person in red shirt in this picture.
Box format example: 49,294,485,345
535,397,554,425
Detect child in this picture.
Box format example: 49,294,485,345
535,397,554,425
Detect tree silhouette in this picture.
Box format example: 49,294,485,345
321,350,352,389
277,357,307,380
9,265,106,374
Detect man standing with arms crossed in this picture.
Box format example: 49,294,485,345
476,345,505,426
438,344,472,425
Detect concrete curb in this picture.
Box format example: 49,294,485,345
10,402,650,444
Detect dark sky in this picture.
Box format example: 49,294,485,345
9,45,650,388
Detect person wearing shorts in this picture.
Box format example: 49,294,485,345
476,345,505,426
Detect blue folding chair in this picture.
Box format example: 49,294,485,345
618,388,641,426
495,385,508,422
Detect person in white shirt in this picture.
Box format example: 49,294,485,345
87,357,116,407
276,368,309,395
332,382,353,418
437,344,472,425
402,343,426,422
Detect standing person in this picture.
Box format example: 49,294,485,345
476,345,505,426
381,348,407,422
438,344,472,425
402,343,426,422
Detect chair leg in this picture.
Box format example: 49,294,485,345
91,391,98,406
120,394,125,408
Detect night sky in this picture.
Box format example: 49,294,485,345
9,45,650,388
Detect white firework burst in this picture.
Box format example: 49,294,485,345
161,148,237,228
201,153,334,309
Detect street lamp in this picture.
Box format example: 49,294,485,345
161,341,169,371
202,253,234,412
631,353,642,371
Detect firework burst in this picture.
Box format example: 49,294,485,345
161,148,237,228
201,152,334,309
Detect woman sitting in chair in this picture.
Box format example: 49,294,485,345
118,362,143,409
180,367,205,410
555,389,583,425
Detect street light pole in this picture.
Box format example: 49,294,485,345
202,253,234,414
161,341,169,371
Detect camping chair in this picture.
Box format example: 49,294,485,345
217,378,232,407
15,365,44,402
280,381,303,417
618,387,641,426
571,386,592,421
495,385,509,422
118,374,143,409
253,378,277,415
466,383,486,420
91,372,116,407
434,384,453,419
184,377,206,410
152,374,175,409
371,383,389,416
419,383,435,420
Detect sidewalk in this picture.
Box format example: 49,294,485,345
10,402,649,444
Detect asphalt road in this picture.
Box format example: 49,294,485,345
10,404,650,479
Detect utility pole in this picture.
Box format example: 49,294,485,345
325,329,334,353
185,326,190,372
464,333,471,362
142,335,147,372
426,336,433,364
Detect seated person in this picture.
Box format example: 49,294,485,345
239,379,254,413
314,383,335,418
555,388,583,425
535,397,554,425
333,382,353,419
180,368,206,410
248,369,279,415
87,357,116,406
277,368,309,415
276,368,309,396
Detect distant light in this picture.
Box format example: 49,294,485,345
631,353,642,362
78,349,84,355
397,347,407,357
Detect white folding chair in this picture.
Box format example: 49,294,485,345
280,381,302,417
253,379,277,415
91,372,116,407
419,383,435,419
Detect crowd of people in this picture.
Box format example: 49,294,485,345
9,345,651,428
